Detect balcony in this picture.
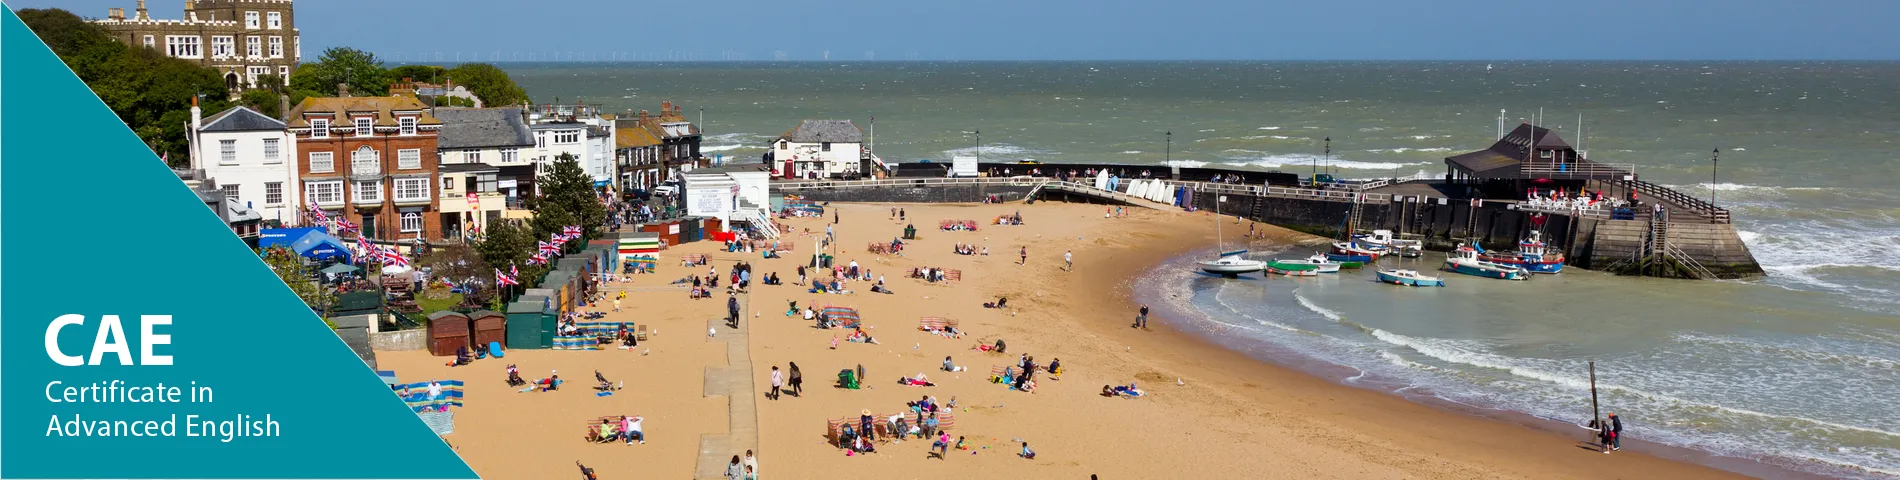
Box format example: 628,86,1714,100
350,160,383,181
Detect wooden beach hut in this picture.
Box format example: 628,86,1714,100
469,310,507,349
426,311,472,356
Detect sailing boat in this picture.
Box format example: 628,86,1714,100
1197,195,1265,277
1326,202,1384,263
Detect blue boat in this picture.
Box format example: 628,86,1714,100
1476,230,1565,274
1327,241,1384,263
1375,269,1445,287
1444,245,1531,280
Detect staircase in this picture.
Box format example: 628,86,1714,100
1410,198,1427,235
735,206,780,239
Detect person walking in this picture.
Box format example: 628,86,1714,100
743,450,759,476
1609,412,1623,451
769,365,783,400
788,362,804,397
725,455,743,479
728,294,741,328
1064,250,1073,271
1020,246,1028,265
1134,304,1149,329
1598,418,1615,453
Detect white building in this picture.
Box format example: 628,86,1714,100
433,107,535,209
773,120,865,179
190,104,299,224
527,105,618,192
683,163,775,235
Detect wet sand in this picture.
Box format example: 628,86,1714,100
379,201,1745,479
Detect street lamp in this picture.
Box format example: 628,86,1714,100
1165,131,1172,165
974,129,981,159
1325,136,1332,178
1710,147,1720,208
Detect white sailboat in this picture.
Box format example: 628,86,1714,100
1197,195,1266,276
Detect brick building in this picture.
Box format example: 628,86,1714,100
286,86,444,242
91,0,300,92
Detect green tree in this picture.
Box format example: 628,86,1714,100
262,246,336,319
389,64,448,83
447,63,530,106
475,221,533,272
239,89,285,119
288,47,390,98
533,153,607,239
22,8,231,166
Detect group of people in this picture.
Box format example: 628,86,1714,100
912,267,950,283
767,363,803,400
589,415,646,445
994,212,1026,226
721,451,758,480
953,243,987,256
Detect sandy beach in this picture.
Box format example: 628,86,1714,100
378,200,1748,479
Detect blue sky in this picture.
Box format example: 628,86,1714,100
22,0,1900,60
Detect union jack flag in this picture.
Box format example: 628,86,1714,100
510,264,520,278
356,236,375,260
308,202,330,225
381,249,411,268
528,253,549,266
538,241,558,255
495,268,519,287
550,233,568,245
336,218,359,232
563,225,583,239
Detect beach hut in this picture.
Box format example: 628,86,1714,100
505,300,546,349
426,311,472,357
469,310,506,349
619,233,661,272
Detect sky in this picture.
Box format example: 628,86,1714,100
21,0,1900,61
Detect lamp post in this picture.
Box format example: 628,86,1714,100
1165,131,1172,165
974,129,981,160
1710,147,1720,208
1325,136,1332,178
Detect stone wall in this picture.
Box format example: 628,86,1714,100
370,328,428,352
788,184,1038,204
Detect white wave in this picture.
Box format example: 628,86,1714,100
1218,152,1427,171
1197,129,1216,133
1408,135,1449,140
1367,328,1900,440
1672,333,1900,371
1120,150,1143,155
1358,127,1386,132
1293,291,1344,322
1363,147,1453,154
1163,160,1207,168
700,144,751,153
1736,230,1761,243
1257,126,1282,130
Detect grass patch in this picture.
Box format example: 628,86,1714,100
416,293,465,315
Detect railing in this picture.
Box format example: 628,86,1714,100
1664,243,1718,280
1614,179,1731,224
774,176,1032,190
1507,201,1613,220
1520,160,1637,179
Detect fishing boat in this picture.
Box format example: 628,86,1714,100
1444,244,1531,280
1328,241,1383,263
1196,196,1265,277
1355,229,1424,258
1477,230,1565,273
1375,269,1445,287
1267,265,1319,277
1267,254,1342,274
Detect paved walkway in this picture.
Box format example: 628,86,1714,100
693,292,759,479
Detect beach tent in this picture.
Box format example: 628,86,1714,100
1095,169,1110,190
290,230,353,263
258,227,324,250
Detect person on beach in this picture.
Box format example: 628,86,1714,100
769,365,783,400
725,455,743,479
789,362,804,397
1598,418,1615,453
1019,441,1036,459
932,431,952,458
1609,413,1622,451
900,208,906,220
596,418,620,443
742,465,756,480
622,415,644,444
728,294,741,327
1065,250,1073,271
860,410,877,441
743,450,759,476
1134,304,1150,329
1020,246,1028,265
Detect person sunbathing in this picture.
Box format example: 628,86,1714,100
452,346,472,366
870,284,894,294
1101,385,1116,397
537,374,561,392
900,373,935,387
845,328,879,345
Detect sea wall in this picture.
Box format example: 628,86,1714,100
787,184,1038,204
370,329,428,351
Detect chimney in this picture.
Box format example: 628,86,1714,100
108,8,124,20
337,83,351,98
639,110,649,123
279,94,291,122
189,95,203,171
135,0,148,20
662,101,671,113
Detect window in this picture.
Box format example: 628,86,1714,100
268,37,282,58
535,133,546,148
219,139,237,165
247,66,269,87
355,117,372,137
399,117,416,136
278,66,289,85
263,138,280,163
309,118,329,138
400,211,423,233
267,11,281,29
308,151,334,173
778,140,787,150
464,150,483,163
477,173,498,193
555,131,580,144
354,181,382,203
142,35,155,48
397,149,421,170
822,142,832,152
501,148,518,163
395,178,429,202
221,184,240,200
1539,150,1554,159
442,175,455,191
294,36,301,59
211,36,234,58
265,182,284,205
246,36,261,58
305,180,342,204
245,11,259,29
165,35,201,58
351,146,379,173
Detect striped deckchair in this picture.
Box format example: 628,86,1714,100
585,415,625,442
553,335,601,350
396,380,466,412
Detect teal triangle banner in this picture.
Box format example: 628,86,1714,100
0,6,478,479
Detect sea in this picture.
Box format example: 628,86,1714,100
501,61,1900,478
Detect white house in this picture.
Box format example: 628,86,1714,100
773,120,864,179
190,104,299,225
527,104,618,192
683,163,775,235
433,107,535,213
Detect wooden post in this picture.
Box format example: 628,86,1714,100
1588,361,1601,427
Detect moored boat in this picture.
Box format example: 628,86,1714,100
1444,244,1531,280
1375,269,1445,287
1355,229,1424,258
1329,241,1383,263
1267,265,1319,277
1266,254,1341,274
1476,230,1565,273
1199,250,1267,276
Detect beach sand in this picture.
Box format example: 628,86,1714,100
378,201,1745,479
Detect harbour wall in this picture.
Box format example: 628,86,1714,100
784,183,1038,204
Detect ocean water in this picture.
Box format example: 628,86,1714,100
504,61,1900,477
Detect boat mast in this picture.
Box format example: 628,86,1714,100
1215,195,1225,253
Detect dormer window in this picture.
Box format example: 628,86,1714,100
399,117,417,136
355,117,373,137
310,118,329,138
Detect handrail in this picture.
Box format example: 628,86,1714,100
1614,179,1730,224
